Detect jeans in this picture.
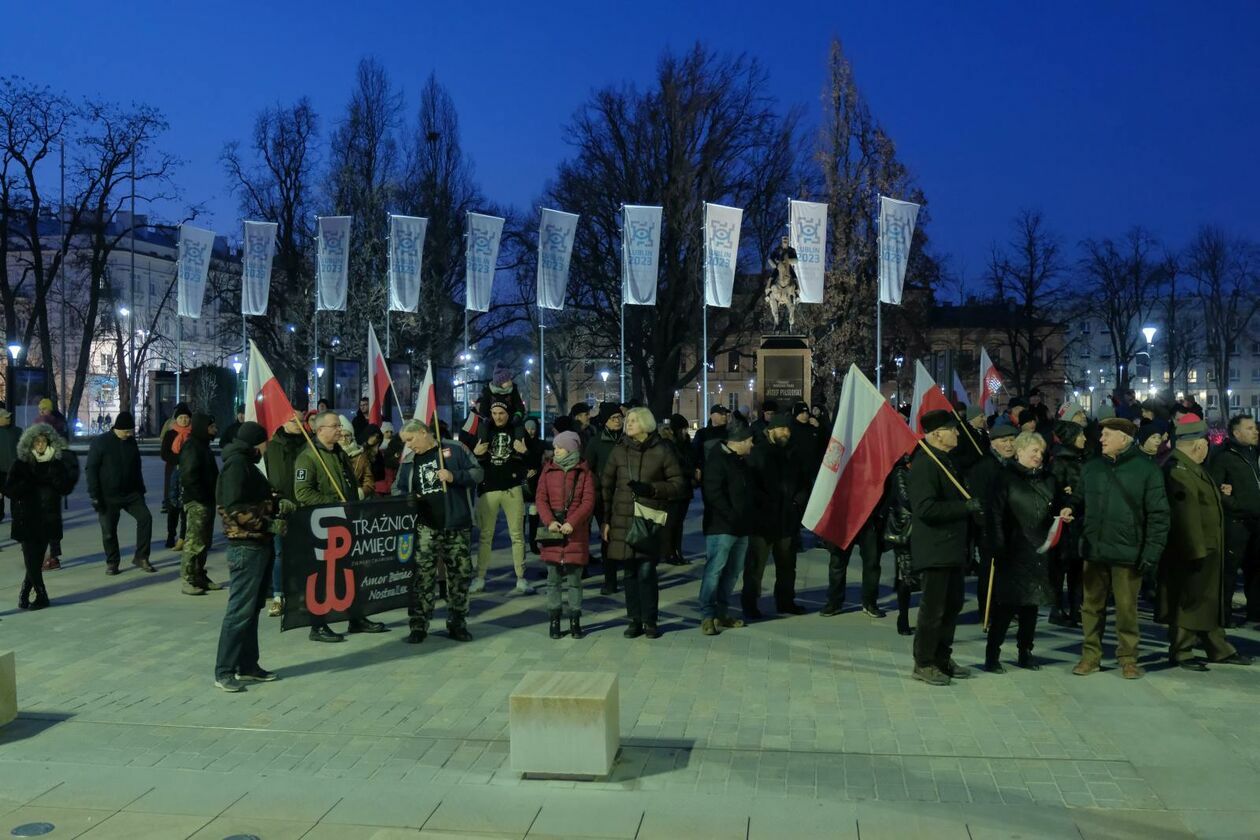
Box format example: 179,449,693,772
98,496,153,569
546,564,583,614
623,554,660,625
699,534,748,620
475,486,526,580
214,541,273,680
914,567,965,668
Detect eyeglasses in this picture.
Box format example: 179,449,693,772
318,424,340,430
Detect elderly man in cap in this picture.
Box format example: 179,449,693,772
968,423,1019,606
909,409,981,686
1158,413,1252,670
1207,414,1260,625
1073,417,1170,679
86,411,155,575
698,421,758,633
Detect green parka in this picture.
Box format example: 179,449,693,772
1079,441,1169,570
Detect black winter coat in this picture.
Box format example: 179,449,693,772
1208,441,1260,524
6,427,78,543
747,435,808,539
583,428,621,498
968,451,1008,557
216,440,277,543
986,461,1058,607
86,432,146,505
882,460,913,548
179,414,219,505
1049,444,1086,561
264,427,305,502
908,443,973,572
701,443,758,536
0,423,20,473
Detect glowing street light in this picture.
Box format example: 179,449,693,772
6,343,21,362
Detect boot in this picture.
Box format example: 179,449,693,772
29,584,50,610
549,610,562,640
18,578,31,610
896,613,913,636
569,613,584,640
1068,606,1082,627
1017,648,1040,670
1048,607,1072,628
984,645,1005,673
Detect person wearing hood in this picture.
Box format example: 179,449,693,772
1208,414,1260,625
521,416,547,554
601,406,688,638
0,407,21,523
161,402,193,550
87,411,155,575
213,422,292,692
179,413,221,595
698,422,758,635
983,432,1073,672
476,364,527,425
471,399,531,594
750,400,779,437
584,404,623,592
337,414,376,498
536,430,596,639
264,414,306,617
1048,420,1088,627
219,405,246,448
744,414,810,619
351,397,371,440
6,423,78,609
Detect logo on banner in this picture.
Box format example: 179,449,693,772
245,232,270,280
181,239,208,279
629,219,655,247
471,227,498,254
795,216,821,245
306,507,354,616
397,532,414,563
881,214,911,263
394,226,420,276
710,219,734,248
323,229,346,257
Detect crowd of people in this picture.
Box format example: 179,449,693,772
2,370,1257,693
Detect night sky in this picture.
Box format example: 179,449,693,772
7,1,1258,288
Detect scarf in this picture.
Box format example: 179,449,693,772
170,423,192,454
33,445,56,463
489,381,514,395
553,450,580,471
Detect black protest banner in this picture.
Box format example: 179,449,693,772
281,497,419,631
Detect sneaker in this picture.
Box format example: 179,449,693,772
514,579,536,595
132,558,156,573
701,618,719,636
42,556,61,571
1121,663,1145,680
939,659,972,680
819,603,843,617
717,617,744,629
861,603,887,619
199,576,223,591
181,582,207,596
214,676,245,693
469,578,485,594
403,630,427,644
105,565,120,576
268,598,282,617
1071,659,1100,676
912,665,951,686
237,668,278,682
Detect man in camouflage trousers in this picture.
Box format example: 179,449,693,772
179,414,220,595
393,418,484,644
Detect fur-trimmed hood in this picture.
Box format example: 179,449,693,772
17,423,68,462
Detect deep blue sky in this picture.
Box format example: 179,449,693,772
7,1,1259,287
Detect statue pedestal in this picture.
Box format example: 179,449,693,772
756,336,812,411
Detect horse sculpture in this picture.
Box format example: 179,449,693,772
764,239,800,333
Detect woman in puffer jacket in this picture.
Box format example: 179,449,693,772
536,431,596,640
6,423,79,609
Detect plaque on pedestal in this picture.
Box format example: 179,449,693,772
756,336,812,410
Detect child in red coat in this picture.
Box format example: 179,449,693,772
536,431,596,639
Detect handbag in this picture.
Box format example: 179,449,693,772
536,469,579,545
625,451,668,555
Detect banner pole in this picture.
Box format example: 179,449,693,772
619,204,626,403
701,204,709,418
313,218,320,405
385,212,392,357
875,194,882,395
175,315,182,403
432,406,447,494
539,307,546,435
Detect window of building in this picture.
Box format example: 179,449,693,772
728,392,739,411
1231,367,1241,382
1252,394,1260,409
1207,393,1218,408
1252,369,1260,383
1231,392,1242,408
583,361,595,375
1189,370,1199,383
1252,341,1260,355
1207,369,1215,382
727,350,740,373
1081,322,1091,334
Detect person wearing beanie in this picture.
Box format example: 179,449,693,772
0,407,21,523
964,422,1020,608
6,424,78,609
179,413,221,595
160,402,194,550
569,402,593,446
745,413,811,620
86,410,154,576
262,414,306,617
220,404,247,448
1073,415,1170,679
951,404,987,473
475,363,526,425
535,429,596,640
1047,419,1088,628
662,413,697,566
696,421,757,635
1136,420,1168,461
214,420,290,692
1158,414,1253,670
1208,414,1260,625
584,405,624,591
34,397,67,437
472,398,531,594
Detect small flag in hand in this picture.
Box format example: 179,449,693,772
1037,516,1067,555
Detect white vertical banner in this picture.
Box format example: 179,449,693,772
241,221,276,316
537,208,579,310
316,215,351,312
878,195,919,305
388,214,427,313
176,224,216,319
465,212,504,312
622,204,662,306
789,199,828,304
703,202,743,308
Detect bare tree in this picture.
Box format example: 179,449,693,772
1184,226,1260,418
1079,227,1169,389
1157,257,1200,399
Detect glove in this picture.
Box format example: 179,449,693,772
268,519,288,536
965,498,983,515
628,480,655,497
278,499,297,515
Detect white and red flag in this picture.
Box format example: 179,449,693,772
803,364,918,550
414,361,436,425
979,347,1003,415
951,369,970,407
366,323,394,426
244,340,295,437
909,360,955,435
1037,516,1068,554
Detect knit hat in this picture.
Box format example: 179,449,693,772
1174,412,1207,441
1136,420,1166,447
767,413,792,430
113,411,136,431
491,363,513,387
553,431,582,453
710,405,729,416
726,422,754,443
1058,402,1087,423
173,402,192,419
38,398,53,412
761,400,779,413
792,401,810,417
922,409,956,434
669,413,689,432
990,423,1019,440
380,421,394,434
236,421,267,447
489,398,510,413
1053,420,1084,446
569,402,591,418
552,415,574,434
1100,417,1137,437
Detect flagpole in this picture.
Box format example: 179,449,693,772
175,232,182,403
875,193,882,394
619,203,626,403
314,216,321,406
701,203,709,418
384,211,392,357
462,212,470,424
176,316,182,402
539,306,546,434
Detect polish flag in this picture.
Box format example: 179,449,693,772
979,347,1003,415
908,360,955,435
951,369,970,407
1037,516,1068,554
414,361,436,425
366,323,393,425
803,364,917,550
244,339,295,437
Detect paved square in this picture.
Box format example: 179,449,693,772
0,457,1258,838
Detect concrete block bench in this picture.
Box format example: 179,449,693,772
509,670,619,780
0,650,14,726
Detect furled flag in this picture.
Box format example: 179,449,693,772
979,347,1004,415
951,369,971,408
176,224,217,318
877,196,920,306
366,323,393,425
703,202,743,307
316,215,352,311
466,212,505,312
909,360,955,435
414,361,436,426
241,221,276,316
244,340,295,436
803,364,918,550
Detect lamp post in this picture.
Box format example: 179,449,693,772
232,356,243,408
893,354,905,407
6,342,20,411
600,370,609,402
1142,326,1157,397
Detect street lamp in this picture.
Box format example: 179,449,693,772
232,356,243,407
893,354,905,406
600,370,609,401
7,343,21,362
1142,326,1157,395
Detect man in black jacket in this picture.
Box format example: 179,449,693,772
743,415,808,618
691,405,730,482
968,424,1018,612
263,415,306,616
180,413,220,595
86,411,154,575
219,405,246,447
698,423,757,634
909,409,981,686
1207,414,1260,624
